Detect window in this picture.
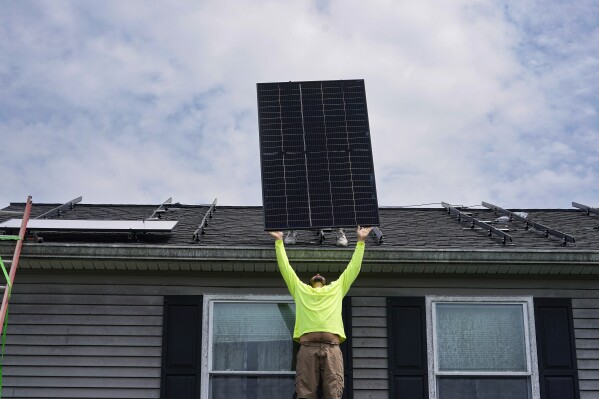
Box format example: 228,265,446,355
426,297,540,399
203,296,296,399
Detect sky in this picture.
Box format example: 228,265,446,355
1,0,598,209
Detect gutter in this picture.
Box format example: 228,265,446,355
1,242,598,275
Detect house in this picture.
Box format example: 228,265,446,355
0,200,597,399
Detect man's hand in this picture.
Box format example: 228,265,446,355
269,231,284,241
356,226,372,242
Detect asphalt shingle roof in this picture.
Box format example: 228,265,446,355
1,202,598,250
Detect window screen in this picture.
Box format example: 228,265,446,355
210,301,296,399
429,299,538,399
436,304,527,372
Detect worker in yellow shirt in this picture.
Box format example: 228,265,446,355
269,226,372,399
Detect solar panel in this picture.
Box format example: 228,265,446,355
0,219,178,232
257,79,379,231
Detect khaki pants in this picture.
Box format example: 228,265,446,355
296,342,344,399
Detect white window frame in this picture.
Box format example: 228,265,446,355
426,296,541,399
201,294,295,399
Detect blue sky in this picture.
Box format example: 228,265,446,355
1,0,597,208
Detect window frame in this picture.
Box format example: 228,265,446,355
425,296,541,399
201,295,296,399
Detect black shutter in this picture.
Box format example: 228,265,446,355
534,298,580,399
387,297,428,399
341,296,353,399
161,296,203,399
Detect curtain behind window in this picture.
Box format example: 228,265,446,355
212,302,296,372
436,304,527,372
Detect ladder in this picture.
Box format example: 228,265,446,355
0,196,32,388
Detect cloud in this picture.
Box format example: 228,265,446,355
0,0,597,210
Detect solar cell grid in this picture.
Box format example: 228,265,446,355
257,79,379,231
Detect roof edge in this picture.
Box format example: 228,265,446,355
10,242,599,265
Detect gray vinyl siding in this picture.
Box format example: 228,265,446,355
352,297,388,399
573,299,599,396
2,272,598,399
4,291,163,398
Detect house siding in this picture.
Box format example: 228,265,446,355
4,283,164,398
573,299,599,396
2,272,598,399
352,297,388,399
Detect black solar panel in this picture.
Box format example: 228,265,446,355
257,79,380,231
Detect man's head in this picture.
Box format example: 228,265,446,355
309,274,326,288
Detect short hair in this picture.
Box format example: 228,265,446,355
309,275,326,286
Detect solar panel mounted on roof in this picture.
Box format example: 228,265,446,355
0,219,178,232
257,79,380,231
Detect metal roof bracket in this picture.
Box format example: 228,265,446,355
482,201,575,245
148,198,172,220
372,226,384,245
318,230,326,244
192,198,217,242
572,201,599,217
442,202,512,245
35,196,82,219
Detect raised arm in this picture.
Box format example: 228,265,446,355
270,231,301,297
338,226,372,295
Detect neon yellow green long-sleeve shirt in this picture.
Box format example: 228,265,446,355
275,239,365,343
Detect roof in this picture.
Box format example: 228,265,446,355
2,202,599,275
1,202,598,251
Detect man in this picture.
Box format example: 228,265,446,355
269,226,372,399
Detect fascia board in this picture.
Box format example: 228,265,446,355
4,243,599,275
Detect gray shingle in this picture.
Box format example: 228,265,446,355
1,203,598,250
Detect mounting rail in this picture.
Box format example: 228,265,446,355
482,201,575,246
442,202,512,245
193,198,217,241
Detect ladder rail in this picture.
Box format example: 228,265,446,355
0,196,32,329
